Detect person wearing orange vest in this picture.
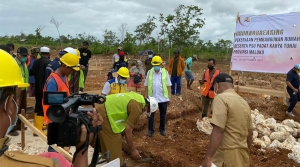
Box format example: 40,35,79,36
27,47,40,97
199,58,220,118
43,52,80,152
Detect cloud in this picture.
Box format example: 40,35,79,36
0,0,299,43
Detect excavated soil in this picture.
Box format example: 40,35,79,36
48,55,300,166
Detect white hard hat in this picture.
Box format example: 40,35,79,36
63,47,77,55
40,47,50,53
147,96,158,114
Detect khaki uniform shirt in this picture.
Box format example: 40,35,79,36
96,100,143,165
0,136,58,167
211,89,252,167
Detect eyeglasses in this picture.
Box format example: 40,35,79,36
120,76,127,80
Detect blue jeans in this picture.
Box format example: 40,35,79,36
287,88,299,112
148,102,168,132
171,76,182,95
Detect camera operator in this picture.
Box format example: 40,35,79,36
43,52,80,152
0,49,104,167
92,92,158,167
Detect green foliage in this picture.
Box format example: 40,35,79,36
0,5,233,60
159,4,205,50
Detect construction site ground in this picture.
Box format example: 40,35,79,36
20,54,300,167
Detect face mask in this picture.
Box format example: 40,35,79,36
4,96,19,135
154,66,160,71
214,83,219,96
119,79,126,84
208,65,214,70
21,57,27,63
148,55,153,58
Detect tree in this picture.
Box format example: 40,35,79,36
103,29,118,53
118,23,128,43
159,4,205,50
50,17,62,49
134,16,157,45
35,26,45,45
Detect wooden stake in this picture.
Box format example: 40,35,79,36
21,109,25,150
283,83,287,105
237,71,240,93
229,62,232,76
18,114,73,162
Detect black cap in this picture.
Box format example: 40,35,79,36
0,45,11,53
213,73,233,84
174,50,180,54
82,41,89,46
17,47,28,56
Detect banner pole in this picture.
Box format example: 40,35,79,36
237,71,240,93
229,62,232,76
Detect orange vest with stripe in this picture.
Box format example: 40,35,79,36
26,55,38,67
43,72,70,124
201,69,220,98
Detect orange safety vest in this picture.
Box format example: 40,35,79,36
43,72,70,124
201,69,220,98
26,55,38,67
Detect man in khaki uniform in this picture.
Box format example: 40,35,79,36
201,73,253,167
0,49,103,167
94,92,158,167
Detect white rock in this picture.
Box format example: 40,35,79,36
253,138,266,148
289,147,300,163
196,118,213,135
270,131,290,142
265,118,277,130
254,114,265,125
282,119,296,128
295,122,300,129
268,140,282,149
256,124,271,136
261,136,271,146
253,130,258,140
275,125,294,134
280,136,297,150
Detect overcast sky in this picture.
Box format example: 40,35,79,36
1,0,300,43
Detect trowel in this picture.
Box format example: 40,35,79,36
140,156,152,162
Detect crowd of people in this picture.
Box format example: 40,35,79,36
2,43,288,167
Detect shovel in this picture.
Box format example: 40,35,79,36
140,156,152,162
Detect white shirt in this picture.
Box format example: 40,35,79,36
112,53,119,63
102,77,119,95
144,68,172,103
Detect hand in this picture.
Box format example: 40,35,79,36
80,65,86,70
201,158,212,167
294,89,299,94
76,108,103,149
199,80,204,85
131,149,141,160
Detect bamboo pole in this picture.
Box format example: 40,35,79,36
21,109,25,150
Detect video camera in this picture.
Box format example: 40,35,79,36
44,91,106,147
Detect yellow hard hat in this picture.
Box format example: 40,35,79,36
0,49,29,88
151,55,163,65
75,49,81,58
117,67,130,78
60,53,80,71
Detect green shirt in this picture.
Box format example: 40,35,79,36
172,57,179,76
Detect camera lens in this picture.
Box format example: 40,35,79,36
53,109,64,117
47,105,67,123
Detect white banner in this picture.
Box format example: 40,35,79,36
231,12,300,73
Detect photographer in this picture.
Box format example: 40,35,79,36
0,49,103,167
43,52,80,152
93,92,158,167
